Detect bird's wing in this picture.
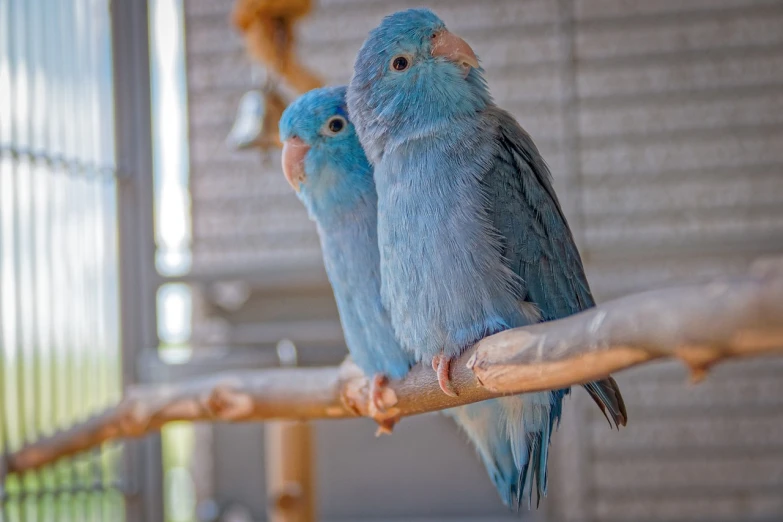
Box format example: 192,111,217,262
485,106,593,320
483,106,627,428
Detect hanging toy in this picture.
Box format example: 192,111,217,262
226,80,287,152
231,0,323,94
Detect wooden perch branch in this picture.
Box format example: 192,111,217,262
469,268,783,393
7,269,783,474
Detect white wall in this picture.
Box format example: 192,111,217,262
184,1,783,520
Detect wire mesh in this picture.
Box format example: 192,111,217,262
1,0,126,520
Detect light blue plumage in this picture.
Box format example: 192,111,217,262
279,86,415,384
347,9,626,508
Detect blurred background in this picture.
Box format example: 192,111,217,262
1,0,783,521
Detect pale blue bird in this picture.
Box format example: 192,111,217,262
279,85,415,432
347,9,627,507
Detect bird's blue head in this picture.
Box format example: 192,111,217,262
347,8,492,163
279,86,374,224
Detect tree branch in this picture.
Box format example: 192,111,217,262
7,268,783,473
469,269,783,393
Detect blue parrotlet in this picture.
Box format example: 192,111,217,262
347,9,627,507
279,85,416,433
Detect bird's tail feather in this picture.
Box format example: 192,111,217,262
447,390,568,510
583,377,627,429
506,389,568,507
445,402,519,506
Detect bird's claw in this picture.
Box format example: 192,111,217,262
368,373,401,436
370,373,390,413
432,353,458,397
374,415,399,437
339,389,362,416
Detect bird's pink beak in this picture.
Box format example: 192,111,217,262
430,30,479,72
281,136,310,192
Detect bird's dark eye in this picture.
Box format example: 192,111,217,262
391,55,409,71
323,115,347,136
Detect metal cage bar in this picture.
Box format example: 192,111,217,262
111,0,165,519
1,0,160,520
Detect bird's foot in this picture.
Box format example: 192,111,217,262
338,356,365,416
368,373,401,436
339,388,362,416
374,414,400,437
431,353,458,397
370,373,390,413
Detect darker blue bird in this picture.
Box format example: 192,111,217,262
347,9,626,508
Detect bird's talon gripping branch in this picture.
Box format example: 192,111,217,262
338,388,362,417
432,353,458,397
370,373,390,413
374,415,399,437
367,373,402,435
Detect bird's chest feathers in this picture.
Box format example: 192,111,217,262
319,218,378,295
377,133,505,289
375,129,523,356
378,133,493,253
